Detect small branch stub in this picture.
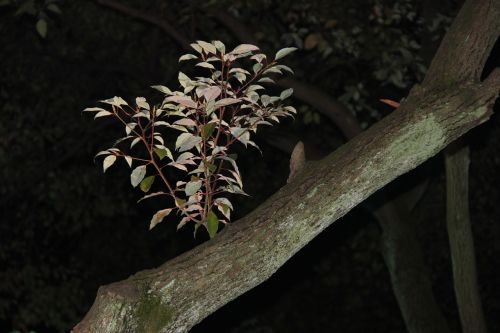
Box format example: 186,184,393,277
287,141,306,183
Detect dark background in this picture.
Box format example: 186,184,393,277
1,0,499,332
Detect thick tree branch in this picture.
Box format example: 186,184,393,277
74,71,500,333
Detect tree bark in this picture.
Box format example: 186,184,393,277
445,143,488,333
75,0,500,332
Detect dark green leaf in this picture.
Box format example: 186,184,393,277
140,175,155,192
36,19,47,38
205,211,219,239
201,123,217,139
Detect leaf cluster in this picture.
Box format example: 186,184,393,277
84,40,297,238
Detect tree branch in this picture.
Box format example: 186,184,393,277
445,142,488,333
73,69,499,333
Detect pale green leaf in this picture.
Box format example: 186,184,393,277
130,137,141,148
190,43,203,54
137,191,168,203
274,47,297,60
94,110,113,119
102,155,116,173
280,88,294,100
149,208,173,230
165,95,197,108
175,133,202,152
151,85,172,95
174,118,197,127
196,62,215,70
100,96,128,107
83,107,106,112
185,180,202,196
179,53,198,62
130,165,147,187
124,155,133,167
203,86,221,101
252,62,263,74
257,77,275,84
197,40,217,54
231,44,259,55
214,98,240,109
213,40,225,53
136,97,150,110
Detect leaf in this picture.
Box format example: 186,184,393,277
215,202,231,220
257,77,275,84
149,208,173,230
130,137,141,148
214,98,240,109
215,197,233,211
178,72,192,88
179,53,198,62
36,19,47,38
137,191,168,203
125,123,137,135
274,47,297,60
203,86,221,101
102,155,116,173
165,95,197,108
136,97,150,110
190,43,203,54
94,111,113,119
201,122,217,139
280,88,294,100
140,175,155,192
231,44,259,55
130,165,147,187
174,118,197,127
154,147,173,161
253,62,263,74
100,96,128,107
213,40,226,53
151,85,172,95
124,155,133,167
196,62,216,70
205,211,219,239
185,180,202,196
175,133,202,152
83,107,106,112
197,40,217,54
230,127,250,146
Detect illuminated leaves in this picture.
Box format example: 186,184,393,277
86,40,296,238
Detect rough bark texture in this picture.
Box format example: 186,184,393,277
75,1,500,332
445,143,488,333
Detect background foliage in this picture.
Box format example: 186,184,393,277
1,0,499,332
